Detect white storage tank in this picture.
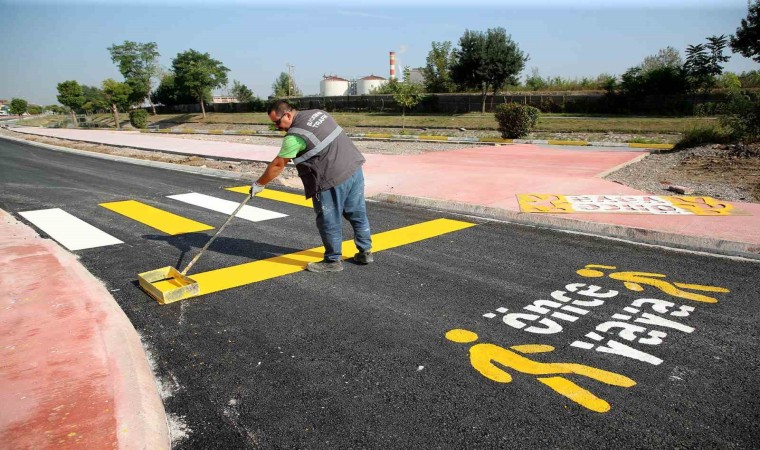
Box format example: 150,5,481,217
320,75,349,96
357,75,387,95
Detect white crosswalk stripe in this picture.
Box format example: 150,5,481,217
167,192,288,222
19,208,123,251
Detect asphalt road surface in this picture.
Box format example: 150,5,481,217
2,138,758,449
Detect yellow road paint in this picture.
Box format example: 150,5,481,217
537,376,612,413
149,218,475,299
446,328,636,413
100,200,213,235
226,186,313,208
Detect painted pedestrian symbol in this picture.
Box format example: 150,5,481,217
445,329,636,413
576,264,730,304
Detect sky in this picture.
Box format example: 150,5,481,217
0,0,757,105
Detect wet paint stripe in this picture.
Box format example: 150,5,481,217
226,186,313,208
19,208,123,251
167,193,288,222
147,218,476,299
100,200,213,235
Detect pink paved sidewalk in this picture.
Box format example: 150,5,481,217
11,127,760,257
0,210,169,449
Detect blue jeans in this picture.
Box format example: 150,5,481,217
312,168,372,262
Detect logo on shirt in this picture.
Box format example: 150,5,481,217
307,111,328,128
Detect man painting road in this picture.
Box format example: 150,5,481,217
251,100,373,273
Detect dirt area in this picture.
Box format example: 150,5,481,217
605,143,760,202
1,127,757,203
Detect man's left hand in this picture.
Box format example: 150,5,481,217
250,181,265,198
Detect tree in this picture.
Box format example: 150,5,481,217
108,41,160,113
272,72,301,97
482,28,528,100
422,41,456,93
45,105,64,114
640,46,683,74
27,104,43,115
451,28,528,113
525,68,547,91
391,67,425,130
730,1,760,63
151,73,195,106
81,85,108,114
56,80,85,126
101,78,132,130
172,49,229,118
230,80,254,103
684,35,730,92
9,98,28,118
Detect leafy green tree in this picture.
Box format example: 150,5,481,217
717,72,742,91
108,41,160,113
101,78,132,130
640,46,683,74
27,104,43,115
422,41,456,93
151,73,196,106
81,85,108,114
230,80,254,102
620,65,689,97
391,67,425,130
730,1,760,63
370,78,399,94
684,35,730,93
271,72,301,97
451,28,528,113
525,68,547,91
45,105,64,114
172,49,229,118
9,98,28,118
56,80,85,126
738,69,760,88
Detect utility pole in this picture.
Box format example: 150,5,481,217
286,63,295,97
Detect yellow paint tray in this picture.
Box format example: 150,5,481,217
138,266,200,304
138,196,251,305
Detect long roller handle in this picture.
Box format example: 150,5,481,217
181,195,251,276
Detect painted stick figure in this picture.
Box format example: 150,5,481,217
445,329,635,413
576,264,729,304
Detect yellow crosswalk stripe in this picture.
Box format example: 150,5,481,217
226,186,313,208
100,200,213,235
148,218,476,299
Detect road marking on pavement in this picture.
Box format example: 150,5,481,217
226,186,313,208
100,200,214,235
147,218,476,299
19,208,123,251
168,192,289,221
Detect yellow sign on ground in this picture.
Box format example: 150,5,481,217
100,200,214,235
146,218,476,300
517,194,742,215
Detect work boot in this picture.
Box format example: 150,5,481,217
306,260,343,273
353,250,374,265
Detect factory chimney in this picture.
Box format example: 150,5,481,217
389,51,396,80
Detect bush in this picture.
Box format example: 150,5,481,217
718,92,760,143
129,109,149,129
494,103,540,138
675,125,731,149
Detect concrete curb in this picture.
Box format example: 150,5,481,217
0,210,171,449
138,128,674,150
370,193,760,261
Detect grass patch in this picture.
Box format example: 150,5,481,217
57,111,717,136
674,125,731,149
